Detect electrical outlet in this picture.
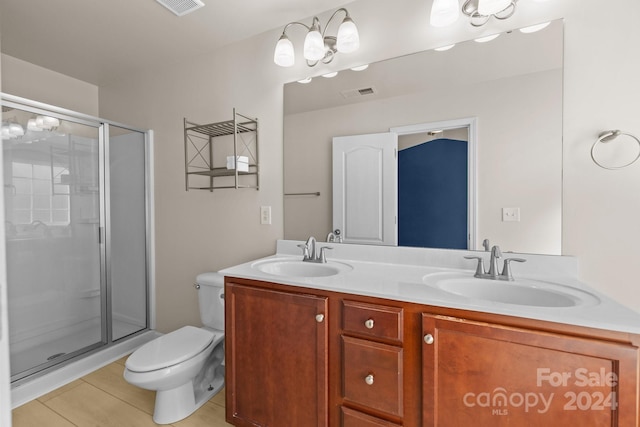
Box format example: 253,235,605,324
502,207,520,222
260,206,271,225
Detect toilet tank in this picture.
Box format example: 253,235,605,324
196,272,225,331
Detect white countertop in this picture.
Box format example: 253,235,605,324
219,240,640,335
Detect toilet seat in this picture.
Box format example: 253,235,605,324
126,325,214,373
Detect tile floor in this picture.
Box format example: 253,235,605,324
12,357,233,427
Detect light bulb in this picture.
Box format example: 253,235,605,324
322,71,338,78
9,123,24,137
430,0,460,27
43,116,60,128
297,77,313,84
336,17,360,53
477,0,511,15
274,34,295,67
350,64,369,71
27,118,42,131
304,21,325,61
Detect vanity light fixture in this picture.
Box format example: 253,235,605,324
297,77,313,84
274,8,360,68
350,64,369,71
322,71,339,78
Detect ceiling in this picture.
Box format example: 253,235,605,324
0,0,353,86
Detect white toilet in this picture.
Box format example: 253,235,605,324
124,272,225,424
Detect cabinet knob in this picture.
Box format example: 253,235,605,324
364,319,374,329
424,334,434,345
365,374,374,385
315,314,325,323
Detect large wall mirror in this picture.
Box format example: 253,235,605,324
284,20,563,255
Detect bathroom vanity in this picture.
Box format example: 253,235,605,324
221,241,640,427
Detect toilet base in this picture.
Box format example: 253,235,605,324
153,376,224,424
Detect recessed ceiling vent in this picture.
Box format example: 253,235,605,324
340,87,377,99
156,0,205,16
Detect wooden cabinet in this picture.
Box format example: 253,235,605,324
422,314,639,427
225,277,639,427
225,280,328,427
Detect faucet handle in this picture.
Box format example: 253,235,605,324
318,246,333,263
500,258,526,281
297,244,310,261
464,256,486,277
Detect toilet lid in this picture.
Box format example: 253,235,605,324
126,325,214,372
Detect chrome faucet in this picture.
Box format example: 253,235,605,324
488,245,502,277
464,245,526,281
298,236,332,263
326,229,343,243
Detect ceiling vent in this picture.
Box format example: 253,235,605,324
340,87,377,99
156,0,205,16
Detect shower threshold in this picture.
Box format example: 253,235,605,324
11,329,159,408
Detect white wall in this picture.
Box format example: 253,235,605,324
284,69,562,255
1,54,99,116
95,0,640,332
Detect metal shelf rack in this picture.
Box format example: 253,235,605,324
184,109,259,191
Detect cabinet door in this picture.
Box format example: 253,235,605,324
422,314,639,427
226,282,328,427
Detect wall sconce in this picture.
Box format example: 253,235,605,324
274,8,360,68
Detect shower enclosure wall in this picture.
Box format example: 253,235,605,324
1,94,151,384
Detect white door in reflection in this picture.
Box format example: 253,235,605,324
332,132,398,246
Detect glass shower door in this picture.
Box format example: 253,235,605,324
3,107,105,381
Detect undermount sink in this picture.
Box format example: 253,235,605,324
252,258,353,278
422,272,599,308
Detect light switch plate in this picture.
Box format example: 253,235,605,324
260,206,271,225
502,207,520,222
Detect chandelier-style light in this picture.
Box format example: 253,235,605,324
274,8,360,68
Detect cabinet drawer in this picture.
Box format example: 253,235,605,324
342,406,402,427
342,300,403,342
342,336,403,417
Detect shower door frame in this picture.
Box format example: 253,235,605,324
1,93,154,384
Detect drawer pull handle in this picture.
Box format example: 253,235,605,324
424,334,435,345
365,374,374,385
364,319,375,329
315,314,325,323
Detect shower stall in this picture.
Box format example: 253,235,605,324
1,94,151,384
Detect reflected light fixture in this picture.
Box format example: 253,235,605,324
434,44,456,51
350,64,369,71
462,0,516,27
519,21,551,33
474,33,501,42
274,8,360,68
